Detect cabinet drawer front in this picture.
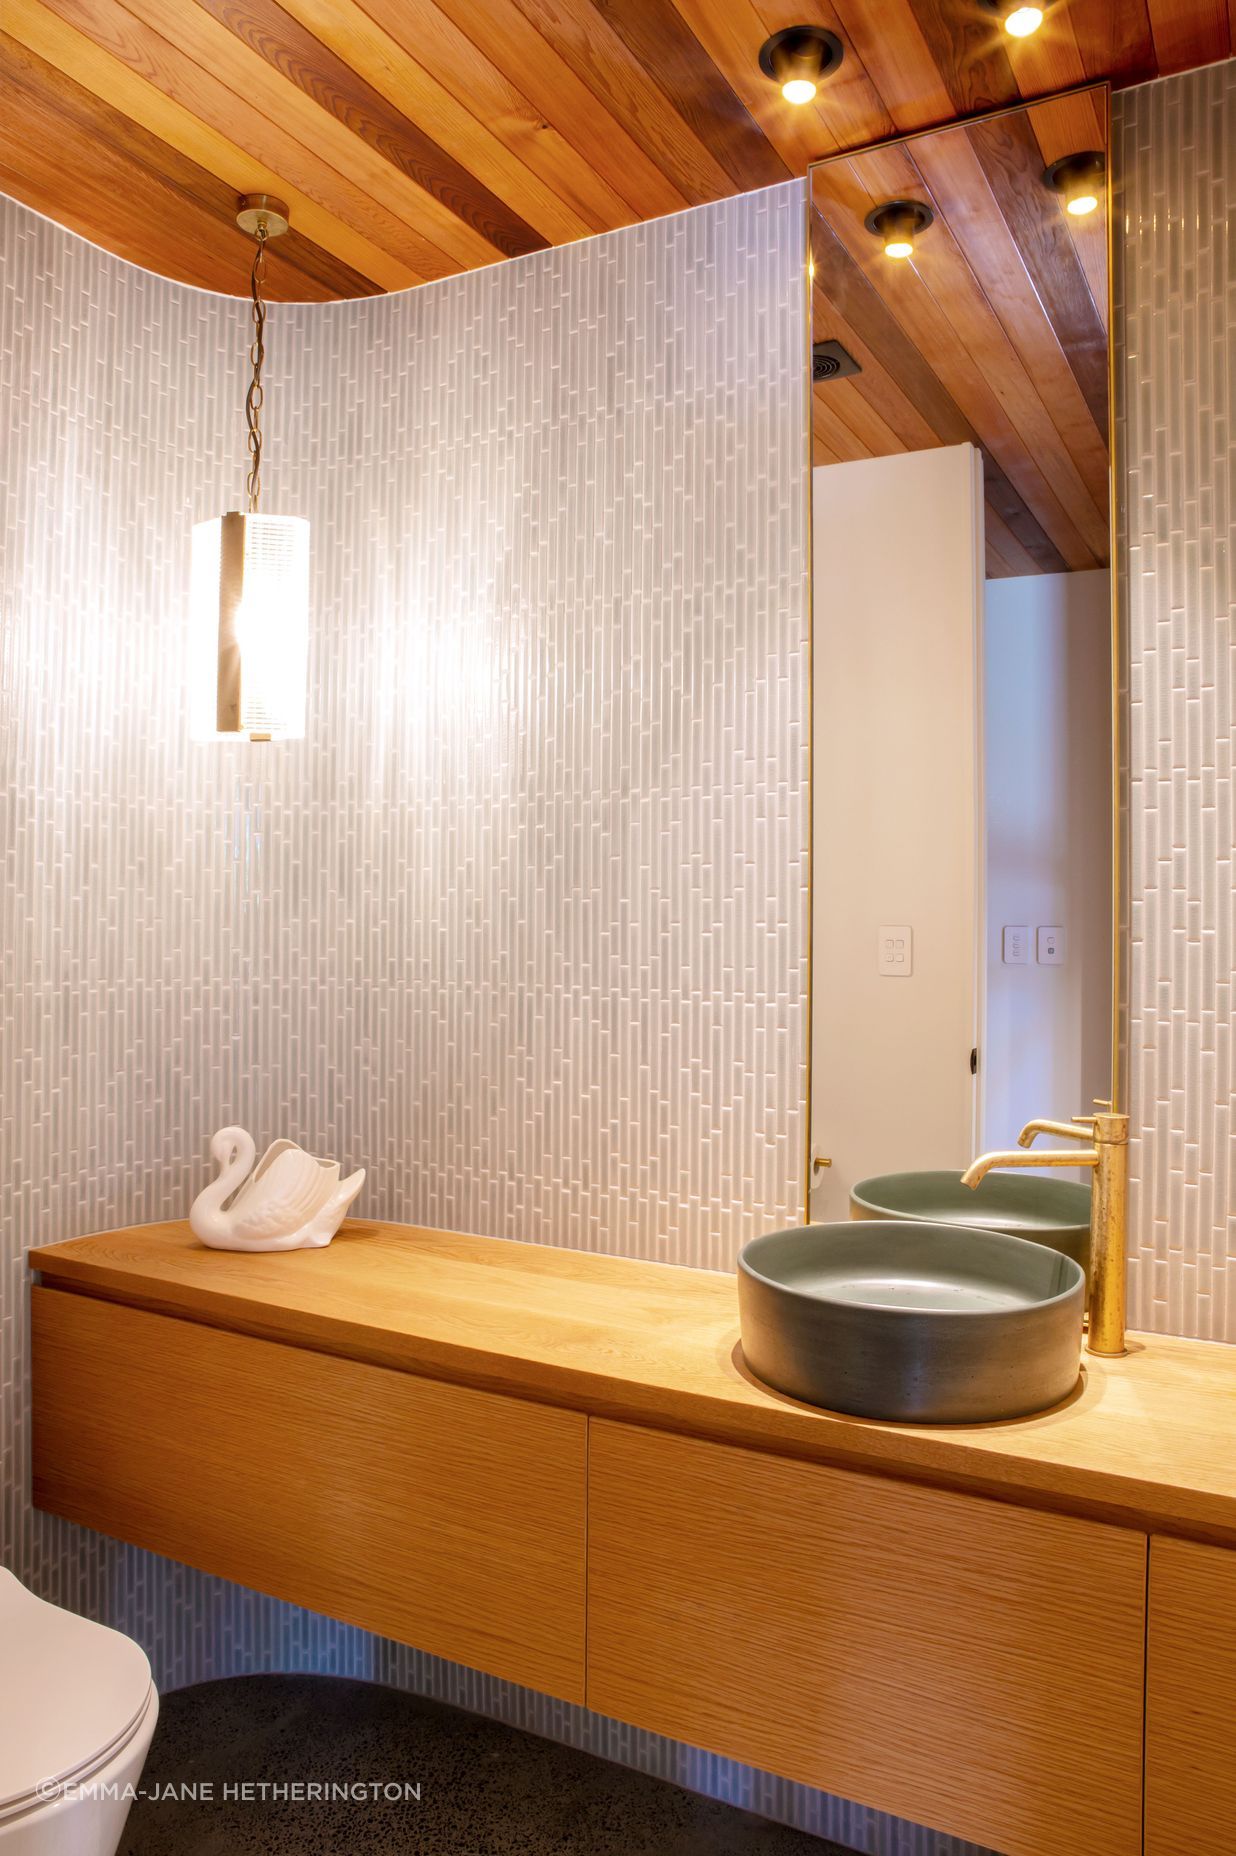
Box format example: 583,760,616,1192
1147,1536,1236,1855
587,1420,1144,1856
32,1287,586,1702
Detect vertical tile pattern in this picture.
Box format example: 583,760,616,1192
0,186,988,1854
1115,65,1236,1340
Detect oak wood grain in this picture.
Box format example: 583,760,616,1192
1146,1535,1236,1855
587,1419,1145,1856
27,1219,1236,1543
32,1285,588,1702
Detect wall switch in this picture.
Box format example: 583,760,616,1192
878,924,913,977
1037,924,1065,965
1002,924,1029,965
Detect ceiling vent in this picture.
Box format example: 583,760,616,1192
812,339,861,382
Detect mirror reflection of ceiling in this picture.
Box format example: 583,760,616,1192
810,90,1108,579
0,1,1226,301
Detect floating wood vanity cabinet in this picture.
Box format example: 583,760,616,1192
29,1222,1236,1856
587,1421,1146,1856
30,1288,588,1705
1146,1537,1236,1855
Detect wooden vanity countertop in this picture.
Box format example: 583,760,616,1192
29,1219,1236,1542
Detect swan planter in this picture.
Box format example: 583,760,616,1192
190,1126,365,1252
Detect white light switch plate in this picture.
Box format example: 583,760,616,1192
1002,924,1029,965
1037,924,1065,965
878,924,913,977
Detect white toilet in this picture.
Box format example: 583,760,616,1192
0,1571,158,1856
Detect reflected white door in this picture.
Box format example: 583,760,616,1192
809,444,985,1221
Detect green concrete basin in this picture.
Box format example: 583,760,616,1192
851,1169,1092,1283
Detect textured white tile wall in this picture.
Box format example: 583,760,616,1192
0,187,992,1855
1115,63,1236,1340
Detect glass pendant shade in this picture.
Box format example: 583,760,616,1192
191,512,309,740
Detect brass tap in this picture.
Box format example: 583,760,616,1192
962,1110,1129,1358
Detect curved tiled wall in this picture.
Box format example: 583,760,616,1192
3,183,994,1856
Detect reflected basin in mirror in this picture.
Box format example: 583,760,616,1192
737,1222,1084,1425
851,1170,1092,1283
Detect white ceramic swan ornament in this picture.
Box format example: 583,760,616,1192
189,1126,365,1252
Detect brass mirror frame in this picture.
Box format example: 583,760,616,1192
801,86,1122,1219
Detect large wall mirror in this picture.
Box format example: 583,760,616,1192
806,86,1116,1220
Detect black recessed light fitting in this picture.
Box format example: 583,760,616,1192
758,25,844,106
1043,151,1106,217
812,340,862,382
863,200,934,261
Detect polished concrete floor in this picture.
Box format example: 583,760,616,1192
121,1675,844,1856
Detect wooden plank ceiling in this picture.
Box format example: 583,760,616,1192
811,90,1110,578
0,0,1228,301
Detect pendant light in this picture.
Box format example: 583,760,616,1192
192,195,309,742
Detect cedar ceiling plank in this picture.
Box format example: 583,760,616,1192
907,115,1109,513
812,210,977,449
1076,0,1158,85
811,206,1067,573
5,0,417,291
191,0,549,258
1146,0,1231,71
431,0,687,219
813,433,843,468
505,0,738,207
276,0,595,248
813,274,943,451
816,142,1105,564
590,0,790,191
965,108,1109,430
985,501,1042,577
0,30,373,298
353,0,635,234
667,0,865,167
814,374,908,456
906,0,1020,120
1024,89,1108,167
986,536,1011,578
118,0,471,279
812,390,875,462
34,0,446,285
0,67,247,295
1023,94,1109,326
828,0,963,133
1001,9,1092,104
151,0,497,279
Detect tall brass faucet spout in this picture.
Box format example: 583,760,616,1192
962,1110,1130,1358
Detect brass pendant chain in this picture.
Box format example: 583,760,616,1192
245,225,268,515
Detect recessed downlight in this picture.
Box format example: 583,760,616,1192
864,200,934,262
979,0,1047,36
1043,151,1106,218
758,25,844,106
